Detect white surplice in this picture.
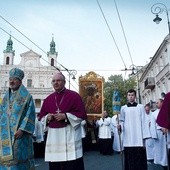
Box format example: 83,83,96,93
96,117,112,139
81,120,86,138
33,117,45,143
145,112,154,160
119,104,150,147
42,113,83,162
150,109,168,166
111,115,123,152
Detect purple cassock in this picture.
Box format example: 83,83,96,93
39,88,87,128
156,92,170,129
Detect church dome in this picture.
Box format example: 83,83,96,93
4,35,14,53
7,36,13,46
49,37,57,55
50,38,55,48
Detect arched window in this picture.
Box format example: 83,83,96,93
6,57,10,65
27,79,32,87
51,58,54,66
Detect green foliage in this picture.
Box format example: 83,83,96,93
104,74,137,116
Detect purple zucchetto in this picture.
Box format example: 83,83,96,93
9,68,24,80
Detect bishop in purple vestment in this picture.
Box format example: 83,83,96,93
39,72,87,170
39,88,86,128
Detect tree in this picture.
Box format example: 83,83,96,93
104,74,137,116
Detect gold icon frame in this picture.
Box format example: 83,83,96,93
79,71,105,120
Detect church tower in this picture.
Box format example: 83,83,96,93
47,36,58,67
3,35,15,65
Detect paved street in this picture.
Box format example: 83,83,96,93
35,151,164,170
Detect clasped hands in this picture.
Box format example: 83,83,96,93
47,113,66,122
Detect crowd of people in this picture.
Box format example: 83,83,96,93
0,68,87,170
0,67,170,170
78,89,170,170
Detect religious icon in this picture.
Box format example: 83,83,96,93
112,87,121,115
79,71,104,120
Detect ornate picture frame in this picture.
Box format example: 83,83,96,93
79,71,105,120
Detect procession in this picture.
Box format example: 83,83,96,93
0,67,170,170
1,1,170,170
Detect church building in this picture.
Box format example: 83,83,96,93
0,35,59,109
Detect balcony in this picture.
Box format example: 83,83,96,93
144,77,155,90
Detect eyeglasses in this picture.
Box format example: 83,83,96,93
52,79,63,83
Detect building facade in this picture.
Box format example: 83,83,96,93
0,36,59,108
139,35,170,108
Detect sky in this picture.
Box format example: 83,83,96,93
0,0,170,90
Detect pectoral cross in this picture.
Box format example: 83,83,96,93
10,116,16,124
56,108,61,114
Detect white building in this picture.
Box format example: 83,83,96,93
139,34,170,108
0,35,59,108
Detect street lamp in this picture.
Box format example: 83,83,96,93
129,65,142,104
67,70,77,89
58,63,77,89
151,3,170,35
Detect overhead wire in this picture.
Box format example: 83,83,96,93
0,15,61,71
96,0,127,70
0,18,78,91
0,2,142,85
113,0,134,66
1,13,130,89
0,28,139,75
0,15,48,55
0,27,32,52
0,14,79,89
0,27,60,71
0,3,133,76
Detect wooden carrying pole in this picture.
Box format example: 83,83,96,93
112,88,124,170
